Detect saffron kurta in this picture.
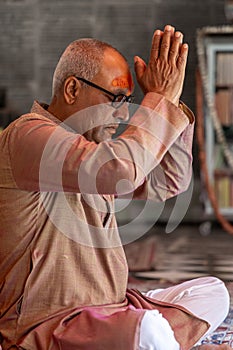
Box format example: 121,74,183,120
0,93,207,350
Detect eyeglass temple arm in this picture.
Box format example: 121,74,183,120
75,77,116,97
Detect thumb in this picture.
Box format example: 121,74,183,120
134,56,147,81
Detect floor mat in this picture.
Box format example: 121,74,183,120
200,283,233,347
198,309,233,347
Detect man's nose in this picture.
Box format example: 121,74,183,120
112,103,130,122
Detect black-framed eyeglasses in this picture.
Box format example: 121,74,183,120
75,76,134,109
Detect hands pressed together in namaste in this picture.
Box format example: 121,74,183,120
134,24,189,107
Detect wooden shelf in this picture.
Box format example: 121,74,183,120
197,27,233,217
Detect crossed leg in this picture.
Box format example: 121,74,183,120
139,277,230,349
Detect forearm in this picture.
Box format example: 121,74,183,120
126,106,194,201
76,94,192,195
9,94,190,195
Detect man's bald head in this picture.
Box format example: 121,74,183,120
52,38,123,97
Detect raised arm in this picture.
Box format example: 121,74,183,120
130,119,194,201
7,26,192,195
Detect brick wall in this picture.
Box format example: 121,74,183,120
0,0,227,116
0,0,228,179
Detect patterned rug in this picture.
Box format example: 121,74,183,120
199,307,233,347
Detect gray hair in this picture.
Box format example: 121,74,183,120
52,38,119,97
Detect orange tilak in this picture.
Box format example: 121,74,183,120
111,74,134,91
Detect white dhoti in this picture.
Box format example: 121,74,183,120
139,276,230,349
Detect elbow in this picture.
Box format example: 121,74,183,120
166,164,193,199
96,159,143,195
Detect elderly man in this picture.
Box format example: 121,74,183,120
0,25,230,350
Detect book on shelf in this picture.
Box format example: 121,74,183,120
215,50,233,125
215,88,233,125
214,175,230,208
214,145,233,208
214,144,225,169
216,52,233,87
213,144,233,169
214,172,233,208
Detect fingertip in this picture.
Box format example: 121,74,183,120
134,56,140,64
180,43,189,58
154,29,161,36
165,24,172,31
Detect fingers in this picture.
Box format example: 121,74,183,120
169,31,183,65
159,25,174,61
177,42,189,71
149,29,162,61
150,25,188,69
150,25,174,62
134,56,147,81
169,30,188,71
136,24,188,101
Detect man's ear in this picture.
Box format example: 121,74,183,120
63,77,81,104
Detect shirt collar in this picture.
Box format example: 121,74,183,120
30,100,61,126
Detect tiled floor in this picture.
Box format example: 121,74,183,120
125,222,233,286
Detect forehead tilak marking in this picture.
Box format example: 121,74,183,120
111,74,133,90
